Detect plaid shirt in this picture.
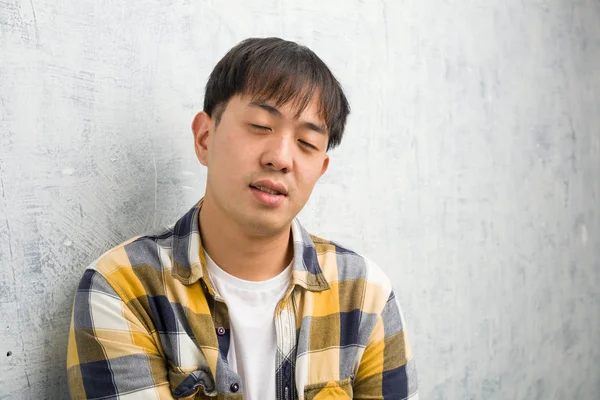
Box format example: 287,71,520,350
67,199,418,399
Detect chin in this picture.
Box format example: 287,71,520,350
243,214,291,237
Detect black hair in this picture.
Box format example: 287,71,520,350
203,37,350,151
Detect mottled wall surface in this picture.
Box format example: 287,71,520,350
1,0,599,399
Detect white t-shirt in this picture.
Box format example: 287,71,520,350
204,251,292,400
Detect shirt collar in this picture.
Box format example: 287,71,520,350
170,198,330,292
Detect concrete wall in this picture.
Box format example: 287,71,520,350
1,0,599,398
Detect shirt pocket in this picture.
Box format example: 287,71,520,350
303,376,353,400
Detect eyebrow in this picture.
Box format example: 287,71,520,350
248,101,327,135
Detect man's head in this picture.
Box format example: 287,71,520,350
192,37,350,237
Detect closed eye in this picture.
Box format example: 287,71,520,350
250,124,271,132
299,140,318,151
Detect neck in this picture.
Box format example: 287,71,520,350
198,194,293,282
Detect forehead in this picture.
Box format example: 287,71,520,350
238,93,324,122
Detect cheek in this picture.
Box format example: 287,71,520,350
212,131,255,177
296,164,324,194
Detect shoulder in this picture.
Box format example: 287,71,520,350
83,225,175,297
309,232,395,313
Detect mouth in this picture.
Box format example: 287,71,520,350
249,179,288,196
249,180,288,207
249,185,284,196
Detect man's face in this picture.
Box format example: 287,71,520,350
193,94,330,236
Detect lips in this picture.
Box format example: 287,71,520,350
249,179,288,196
249,179,288,207
252,186,282,195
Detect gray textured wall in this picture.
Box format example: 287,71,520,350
1,0,599,399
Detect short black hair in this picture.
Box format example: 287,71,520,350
203,37,350,151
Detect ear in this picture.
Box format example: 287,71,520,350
192,111,212,167
319,154,330,177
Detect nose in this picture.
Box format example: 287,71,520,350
261,134,294,173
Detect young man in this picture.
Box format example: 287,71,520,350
67,37,418,400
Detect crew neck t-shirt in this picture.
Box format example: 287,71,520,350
204,251,292,400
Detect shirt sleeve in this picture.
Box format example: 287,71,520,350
67,269,175,399
352,289,419,399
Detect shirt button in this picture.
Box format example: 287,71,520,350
216,327,226,336
230,382,239,392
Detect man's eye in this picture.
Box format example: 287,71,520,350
250,124,271,131
299,140,318,151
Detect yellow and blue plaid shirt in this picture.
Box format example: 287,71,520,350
67,199,418,399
